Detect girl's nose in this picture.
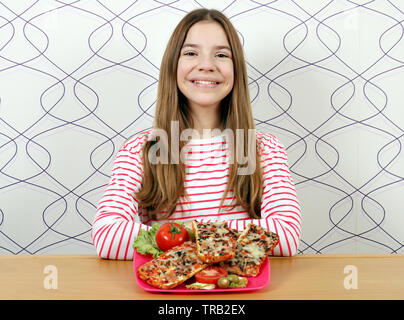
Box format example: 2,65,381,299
197,55,215,71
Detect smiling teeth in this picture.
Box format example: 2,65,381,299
193,80,218,85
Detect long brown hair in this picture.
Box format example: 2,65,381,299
135,8,262,220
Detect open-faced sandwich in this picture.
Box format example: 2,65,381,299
137,241,209,289
220,223,279,277
192,220,239,263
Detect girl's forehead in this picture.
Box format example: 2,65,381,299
183,21,230,47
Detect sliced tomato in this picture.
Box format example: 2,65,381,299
195,266,228,284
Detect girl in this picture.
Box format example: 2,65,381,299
91,8,301,260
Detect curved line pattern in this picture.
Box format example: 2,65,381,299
0,0,403,255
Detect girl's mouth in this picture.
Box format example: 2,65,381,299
191,80,220,87
192,80,220,85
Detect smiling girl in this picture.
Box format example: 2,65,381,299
92,9,301,260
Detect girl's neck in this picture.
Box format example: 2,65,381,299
192,118,223,138
190,105,222,137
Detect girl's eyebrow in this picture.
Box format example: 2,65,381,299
181,43,231,51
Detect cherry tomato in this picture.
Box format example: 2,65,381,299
195,266,228,284
155,222,190,251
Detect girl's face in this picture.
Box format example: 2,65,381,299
177,20,234,116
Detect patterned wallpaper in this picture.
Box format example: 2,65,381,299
0,0,403,255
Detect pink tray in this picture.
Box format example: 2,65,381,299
133,250,270,293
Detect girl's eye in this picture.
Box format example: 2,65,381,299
184,51,196,56
216,53,228,58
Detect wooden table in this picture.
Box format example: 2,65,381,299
1,254,403,300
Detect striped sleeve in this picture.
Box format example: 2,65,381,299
258,134,301,256
198,133,302,256
91,134,149,260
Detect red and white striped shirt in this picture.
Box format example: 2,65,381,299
91,129,301,260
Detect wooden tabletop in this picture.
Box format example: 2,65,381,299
1,254,403,300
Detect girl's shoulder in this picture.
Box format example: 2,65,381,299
255,129,285,152
122,129,153,154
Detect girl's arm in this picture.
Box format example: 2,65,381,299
249,138,301,257
198,136,302,257
91,136,150,260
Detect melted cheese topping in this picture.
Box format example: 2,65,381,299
196,222,235,259
243,242,266,260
